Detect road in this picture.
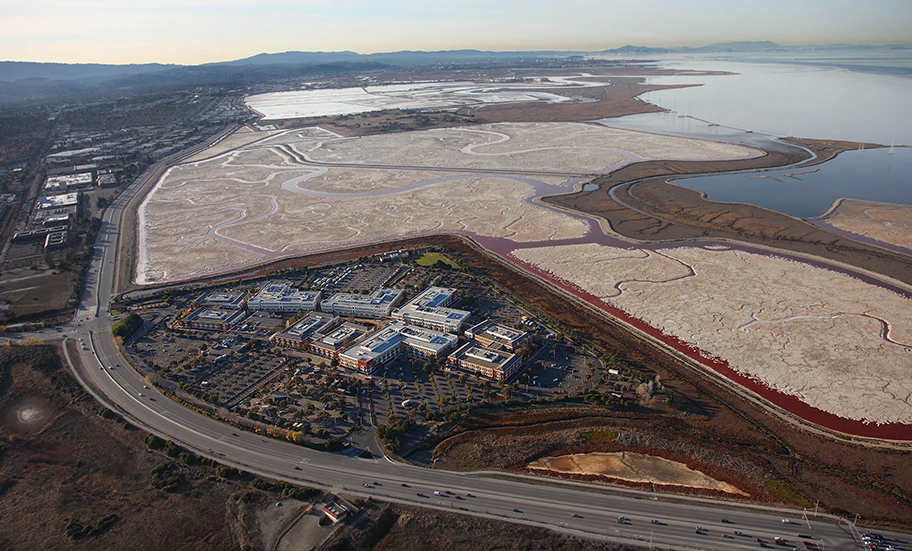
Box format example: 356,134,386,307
13,126,879,551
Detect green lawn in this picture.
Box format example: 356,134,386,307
415,252,459,268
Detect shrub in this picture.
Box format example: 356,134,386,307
145,434,165,450
765,479,812,507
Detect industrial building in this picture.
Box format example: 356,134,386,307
44,172,93,193
248,282,321,313
183,307,248,331
391,286,470,333
321,287,403,319
269,312,340,350
37,192,79,209
447,341,523,381
465,320,530,352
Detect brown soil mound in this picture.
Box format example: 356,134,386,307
529,451,747,495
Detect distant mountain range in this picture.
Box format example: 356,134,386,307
4,41,909,83
602,40,912,55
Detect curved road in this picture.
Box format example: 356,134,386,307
43,128,879,551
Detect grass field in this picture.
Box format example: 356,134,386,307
415,252,459,268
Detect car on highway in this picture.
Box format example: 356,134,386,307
721,518,732,523
651,519,663,525
734,531,746,537
465,493,475,498
695,527,705,534
512,508,522,513
433,491,443,496
362,483,372,488
722,534,735,539
416,493,426,498
570,513,582,518
617,516,629,524
401,483,410,488
138,392,144,397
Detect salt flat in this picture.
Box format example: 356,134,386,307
138,122,754,284
514,243,912,425
245,81,577,120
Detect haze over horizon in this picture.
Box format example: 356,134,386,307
2,0,911,65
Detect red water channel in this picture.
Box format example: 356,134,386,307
472,232,912,441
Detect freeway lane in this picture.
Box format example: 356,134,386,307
55,125,872,551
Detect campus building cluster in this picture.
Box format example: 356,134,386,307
183,280,532,382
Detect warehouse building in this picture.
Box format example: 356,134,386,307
465,320,530,352
321,288,403,319
248,282,321,313
391,286,470,333
447,341,523,381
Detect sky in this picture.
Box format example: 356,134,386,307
2,0,911,65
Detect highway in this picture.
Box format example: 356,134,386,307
37,127,877,551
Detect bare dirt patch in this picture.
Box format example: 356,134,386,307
529,452,747,495
0,269,76,322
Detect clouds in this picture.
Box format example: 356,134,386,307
1,0,909,63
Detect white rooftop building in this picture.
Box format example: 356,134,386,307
248,282,321,313
321,288,403,319
45,172,92,193
392,286,470,333
37,192,79,209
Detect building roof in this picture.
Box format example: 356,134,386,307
392,286,470,329
341,324,404,362
324,288,402,309
250,282,320,307
450,341,517,370
185,307,247,325
466,320,527,347
273,312,338,341
316,323,371,349
395,321,458,353
37,192,78,209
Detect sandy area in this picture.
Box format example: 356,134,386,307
821,199,912,251
137,123,754,283
528,451,746,495
514,243,912,425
